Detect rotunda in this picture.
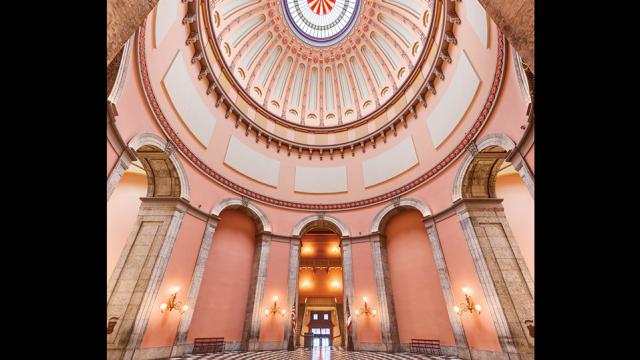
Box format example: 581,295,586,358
107,1,534,359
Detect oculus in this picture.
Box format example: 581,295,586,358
282,0,361,46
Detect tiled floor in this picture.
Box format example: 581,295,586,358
170,347,462,360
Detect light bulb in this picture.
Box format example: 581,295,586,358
273,296,279,302
281,309,286,315
453,306,460,314
461,288,469,295
182,304,189,311
265,309,270,315
160,303,168,311
475,304,482,312
355,310,360,315
362,296,368,303
372,310,377,316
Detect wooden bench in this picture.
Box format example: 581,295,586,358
192,337,224,354
410,338,442,356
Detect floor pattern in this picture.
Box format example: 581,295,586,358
170,347,462,360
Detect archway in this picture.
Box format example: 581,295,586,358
107,133,190,360
288,215,353,351
452,134,535,360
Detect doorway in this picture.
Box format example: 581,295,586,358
297,230,345,348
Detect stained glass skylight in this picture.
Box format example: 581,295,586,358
282,0,361,47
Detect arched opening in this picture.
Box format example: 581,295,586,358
495,163,534,276
298,229,344,348
290,215,352,351
107,135,190,360
107,160,147,280
453,136,535,359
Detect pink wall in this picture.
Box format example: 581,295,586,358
107,171,147,280
495,174,534,276
436,216,501,352
258,241,291,342
385,210,455,345
187,209,257,341
351,242,382,344
141,213,206,348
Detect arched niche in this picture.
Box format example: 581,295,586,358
370,198,432,234
211,198,272,233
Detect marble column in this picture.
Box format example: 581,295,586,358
423,219,471,359
457,199,534,360
283,238,301,348
107,197,188,360
171,217,219,356
370,234,400,352
241,232,272,351
340,238,357,350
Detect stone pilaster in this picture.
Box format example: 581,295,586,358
456,199,534,360
107,197,188,360
172,217,219,355
340,238,357,350
283,238,301,348
370,234,400,352
423,220,471,360
241,232,272,351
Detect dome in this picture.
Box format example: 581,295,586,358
204,0,443,134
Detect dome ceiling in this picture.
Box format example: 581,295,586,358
203,0,445,135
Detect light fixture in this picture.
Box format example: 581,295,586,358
331,246,340,253
160,286,188,315
331,280,341,288
302,280,312,288
302,246,312,254
453,288,482,316
355,296,377,317
264,296,286,317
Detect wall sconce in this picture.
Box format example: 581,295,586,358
264,296,286,317
160,286,188,315
453,288,482,316
355,296,377,317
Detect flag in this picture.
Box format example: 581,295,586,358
291,303,296,335
346,297,352,329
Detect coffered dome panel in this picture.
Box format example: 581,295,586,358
205,0,445,137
